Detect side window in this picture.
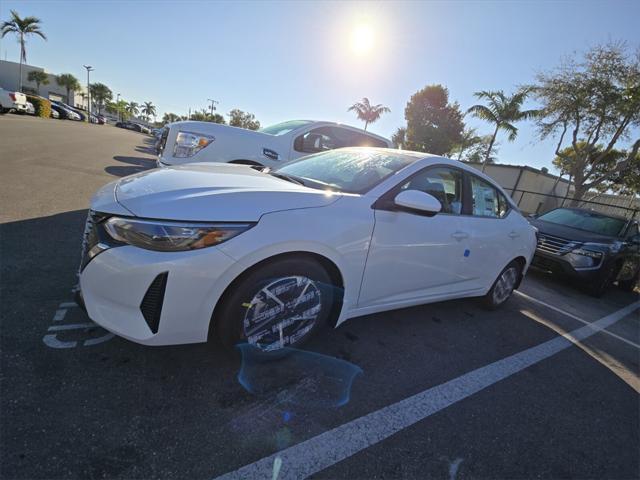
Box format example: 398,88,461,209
329,127,388,148
626,223,639,240
401,167,463,215
293,127,337,153
470,176,508,218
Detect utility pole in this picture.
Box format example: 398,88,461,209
207,99,218,117
83,65,94,119
116,93,121,122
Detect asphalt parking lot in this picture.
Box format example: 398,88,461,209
1,115,639,480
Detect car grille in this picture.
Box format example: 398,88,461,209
536,233,574,255
78,210,107,273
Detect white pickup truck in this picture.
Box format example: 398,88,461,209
157,120,392,168
0,88,28,114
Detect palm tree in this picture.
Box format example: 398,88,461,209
1,10,46,92
55,74,80,104
89,83,113,114
125,101,139,117
162,112,180,124
453,127,483,161
347,98,390,131
141,101,156,122
27,70,49,93
467,89,538,171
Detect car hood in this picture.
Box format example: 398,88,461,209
530,218,619,244
106,163,341,221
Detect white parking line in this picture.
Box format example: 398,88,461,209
515,290,640,349
213,300,640,480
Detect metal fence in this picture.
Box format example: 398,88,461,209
510,189,639,221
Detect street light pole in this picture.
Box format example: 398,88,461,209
83,65,94,120
116,93,121,122
207,99,218,117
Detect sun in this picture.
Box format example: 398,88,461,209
350,24,374,55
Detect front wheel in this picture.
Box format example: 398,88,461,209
482,261,522,309
214,257,335,353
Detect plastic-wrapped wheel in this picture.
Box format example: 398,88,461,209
214,257,335,352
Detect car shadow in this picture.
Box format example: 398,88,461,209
108,154,157,177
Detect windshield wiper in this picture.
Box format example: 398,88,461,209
269,171,306,186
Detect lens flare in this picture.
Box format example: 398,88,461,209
350,24,374,55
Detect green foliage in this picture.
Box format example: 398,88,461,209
55,73,80,103
228,109,259,130
532,42,640,201
402,85,464,155
391,127,406,148
467,88,537,168
27,70,49,91
162,112,181,124
1,10,46,63
89,83,113,114
348,98,390,131
125,101,139,116
140,101,156,121
190,109,226,123
460,135,499,164
26,94,51,118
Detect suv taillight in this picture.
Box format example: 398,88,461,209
9,93,16,101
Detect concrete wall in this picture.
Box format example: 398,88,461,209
0,60,88,108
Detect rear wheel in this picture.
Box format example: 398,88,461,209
215,257,334,352
482,261,522,309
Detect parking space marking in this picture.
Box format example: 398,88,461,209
516,290,640,349
53,309,67,322
47,323,95,332
42,297,114,349
213,301,640,480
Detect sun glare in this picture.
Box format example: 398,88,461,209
350,24,374,55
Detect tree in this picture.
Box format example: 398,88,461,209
467,89,537,171
1,10,46,92
451,127,483,161
190,109,226,124
125,101,139,117
461,135,500,164
27,70,48,92
89,83,113,114
402,85,464,155
391,127,406,148
347,97,390,131
141,101,156,122
532,42,640,203
228,109,260,130
55,74,80,104
162,112,181,124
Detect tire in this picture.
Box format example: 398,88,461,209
214,257,335,353
618,277,638,292
587,264,619,297
482,260,522,309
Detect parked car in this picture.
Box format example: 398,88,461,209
530,207,639,295
25,102,35,115
115,121,145,133
50,102,81,121
50,108,59,119
157,119,392,169
154,126,169,154
0,88,28,114
77,148,536,351
96,115,106,124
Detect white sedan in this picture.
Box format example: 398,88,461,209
157,120,391,169
78,148,537,351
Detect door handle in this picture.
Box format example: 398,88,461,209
508,231,520,239
451,231,469,241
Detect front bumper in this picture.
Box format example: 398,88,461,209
79,244,239,346
531,249,608,282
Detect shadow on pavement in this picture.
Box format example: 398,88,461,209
108,153,157,177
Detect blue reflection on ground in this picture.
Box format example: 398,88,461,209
236,344,363,408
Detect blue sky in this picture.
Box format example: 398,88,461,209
1,0,639,172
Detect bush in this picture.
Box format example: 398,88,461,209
26,95,51,119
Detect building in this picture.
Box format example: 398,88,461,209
468,162,639,219
0,60,88,108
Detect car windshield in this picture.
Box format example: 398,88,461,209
259,120,313,136
537,208,626,236
273,148,417,194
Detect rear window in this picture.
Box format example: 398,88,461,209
537,208,626,236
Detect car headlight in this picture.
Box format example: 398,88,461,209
173,131,215,158
565,244,605,269
103,217,254,251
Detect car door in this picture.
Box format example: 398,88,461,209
457,173,519,290
358,166,473,307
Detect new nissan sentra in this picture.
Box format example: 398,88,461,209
77,148,537,351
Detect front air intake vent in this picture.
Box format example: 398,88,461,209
140,272,168,334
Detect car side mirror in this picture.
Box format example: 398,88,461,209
393,190,442,216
